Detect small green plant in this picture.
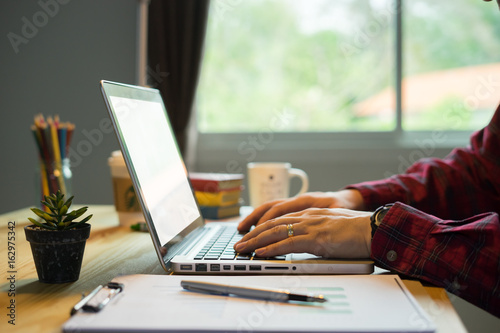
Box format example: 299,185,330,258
29,190,92,230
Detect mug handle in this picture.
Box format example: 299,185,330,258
288,168,309,196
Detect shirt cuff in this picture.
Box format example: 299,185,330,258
369,202,439,275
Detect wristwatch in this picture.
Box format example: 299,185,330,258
370,204,394,238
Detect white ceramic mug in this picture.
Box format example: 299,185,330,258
247,162,309,207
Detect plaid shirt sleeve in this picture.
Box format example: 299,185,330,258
372,202,500,317
347,104,500,317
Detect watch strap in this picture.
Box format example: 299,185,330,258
370,204,394,238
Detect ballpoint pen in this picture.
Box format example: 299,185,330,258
180,280,327,303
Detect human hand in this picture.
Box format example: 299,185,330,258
237,189,365,232
234,208,372,259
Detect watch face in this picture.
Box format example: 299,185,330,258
378,204,394,224
373,204,394,226
371,204,394,238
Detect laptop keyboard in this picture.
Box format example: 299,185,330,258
193,226,286,261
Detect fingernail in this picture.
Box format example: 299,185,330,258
234,242,246,251
255,248,266,257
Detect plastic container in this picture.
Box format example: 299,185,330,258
108,150,144,227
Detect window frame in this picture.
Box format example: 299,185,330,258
194,0,475,163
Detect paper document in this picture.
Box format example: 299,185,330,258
63,274,435,333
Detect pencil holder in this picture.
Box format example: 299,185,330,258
37,157,73,205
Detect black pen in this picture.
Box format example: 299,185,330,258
181,280,327,303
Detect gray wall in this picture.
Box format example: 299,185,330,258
0,0,136,213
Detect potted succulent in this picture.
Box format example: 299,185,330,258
25,190,93,283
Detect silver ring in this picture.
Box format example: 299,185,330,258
287,224,294,237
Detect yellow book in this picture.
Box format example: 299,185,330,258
195,189,241,207
199,204,241,219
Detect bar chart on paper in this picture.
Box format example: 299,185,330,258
304,286,351,314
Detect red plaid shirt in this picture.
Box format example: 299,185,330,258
348,104,500,317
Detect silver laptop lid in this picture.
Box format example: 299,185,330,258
100,80,204,269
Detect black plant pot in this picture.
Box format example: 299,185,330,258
24,223,91,283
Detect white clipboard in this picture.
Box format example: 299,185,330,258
63,274,435,333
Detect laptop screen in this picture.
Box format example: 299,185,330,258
101,81,203,255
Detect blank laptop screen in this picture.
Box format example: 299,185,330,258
106,89,200,247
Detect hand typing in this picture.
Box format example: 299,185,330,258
237,189,366,232
234,207,372,259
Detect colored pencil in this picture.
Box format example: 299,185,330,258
31,114,75,203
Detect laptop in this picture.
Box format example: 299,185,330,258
100,80,374,275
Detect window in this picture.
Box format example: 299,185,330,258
403,0,500,131
197,0,500,134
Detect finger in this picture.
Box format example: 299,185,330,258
258,198,311,223
237,215,304,244
237,219,284,245
237,200,283,232
241,208,335,242
257,196,331,224
281,207,331,217
234,224,293,253
254,235,312,257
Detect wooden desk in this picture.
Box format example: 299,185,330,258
0,205,466,333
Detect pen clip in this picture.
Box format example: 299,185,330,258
71,282,124,315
